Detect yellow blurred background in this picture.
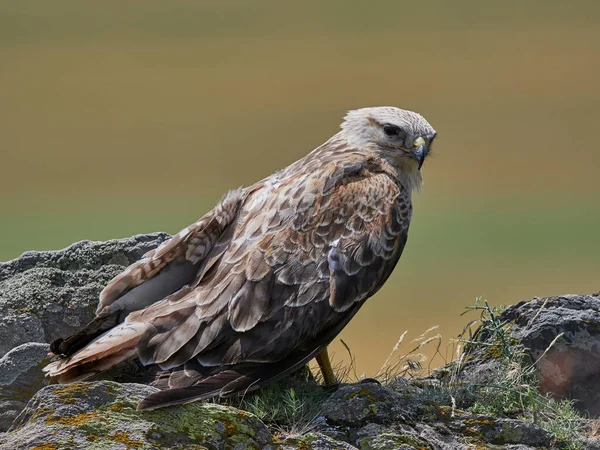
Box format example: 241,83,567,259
1,0,599,375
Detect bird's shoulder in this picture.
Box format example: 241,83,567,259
243,152,407,224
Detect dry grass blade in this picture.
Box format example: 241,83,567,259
525,298,550,330
376,327,441,382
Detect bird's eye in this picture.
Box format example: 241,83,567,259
383,124,401,137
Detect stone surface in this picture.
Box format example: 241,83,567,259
0,235,598,448
1,376,563,449
459,293,600,416
277,432,358,449
433,407,554,448
0,343,50,387
0,232,170,356
0,233,170,431
504,294,600,415
315,381,555,449
583,437,600,450
0,343,51,432
319,381,419,427
2,381,273,450
357,431,432,450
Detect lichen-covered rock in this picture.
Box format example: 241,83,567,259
316,382,555,450
0,234,597,449
2,381,273,450
357,431,432,450
427,406,554,448
582,437,600,450
504,294,600,415
276,432,358,449
459,293,600,417
319,381,419,427
412,423,474,450
0,232,170,357
377,422,544,450
0,233,170,431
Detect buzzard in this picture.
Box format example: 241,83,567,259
44,106,436,410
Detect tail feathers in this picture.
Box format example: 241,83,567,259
50,312,121,357
54,347,139,383
44,321,148,381
138,347,322,411
137,369,257,411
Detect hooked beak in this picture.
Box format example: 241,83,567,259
411,137,428,170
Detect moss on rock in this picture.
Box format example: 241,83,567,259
2,381,272,450
358,431,433,450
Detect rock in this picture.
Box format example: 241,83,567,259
0,232,170,356
316,382,554,449
319,381,419,427
0,234,597,448
0,401,26,441
583,437,600,450
412,423,474,450
459,293,600,416
355,422,394,440
0,343,51,432
0,343,50,387
503,294,600,416
433,408,554,448
0,233,170,431
2,380,273,450
276,432,358,449
357,431,432,450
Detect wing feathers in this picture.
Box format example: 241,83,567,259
96,260,198,319
96,189,244,316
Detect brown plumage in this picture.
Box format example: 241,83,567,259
44,106,436,410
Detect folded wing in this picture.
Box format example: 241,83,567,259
45,162,412,410
137,165,412,409
45,188,245,365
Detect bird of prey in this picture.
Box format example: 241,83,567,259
44,106,436,410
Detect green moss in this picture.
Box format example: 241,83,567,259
275,433,333,450
36,382,268,449
361,403,379,417
342,386,385,403
359,431,432,450
498,422,524,443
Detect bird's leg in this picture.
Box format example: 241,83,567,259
315,347,336,385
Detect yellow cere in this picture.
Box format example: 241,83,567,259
413,137,426,148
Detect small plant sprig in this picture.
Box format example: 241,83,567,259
222,368,329,436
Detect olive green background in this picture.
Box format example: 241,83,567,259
2,1,599,374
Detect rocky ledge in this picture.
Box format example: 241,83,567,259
1,234,599,449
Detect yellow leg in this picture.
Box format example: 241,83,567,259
315,347,336,385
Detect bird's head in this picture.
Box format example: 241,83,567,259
339,106,436,172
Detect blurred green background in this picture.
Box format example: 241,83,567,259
1,0,599,375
